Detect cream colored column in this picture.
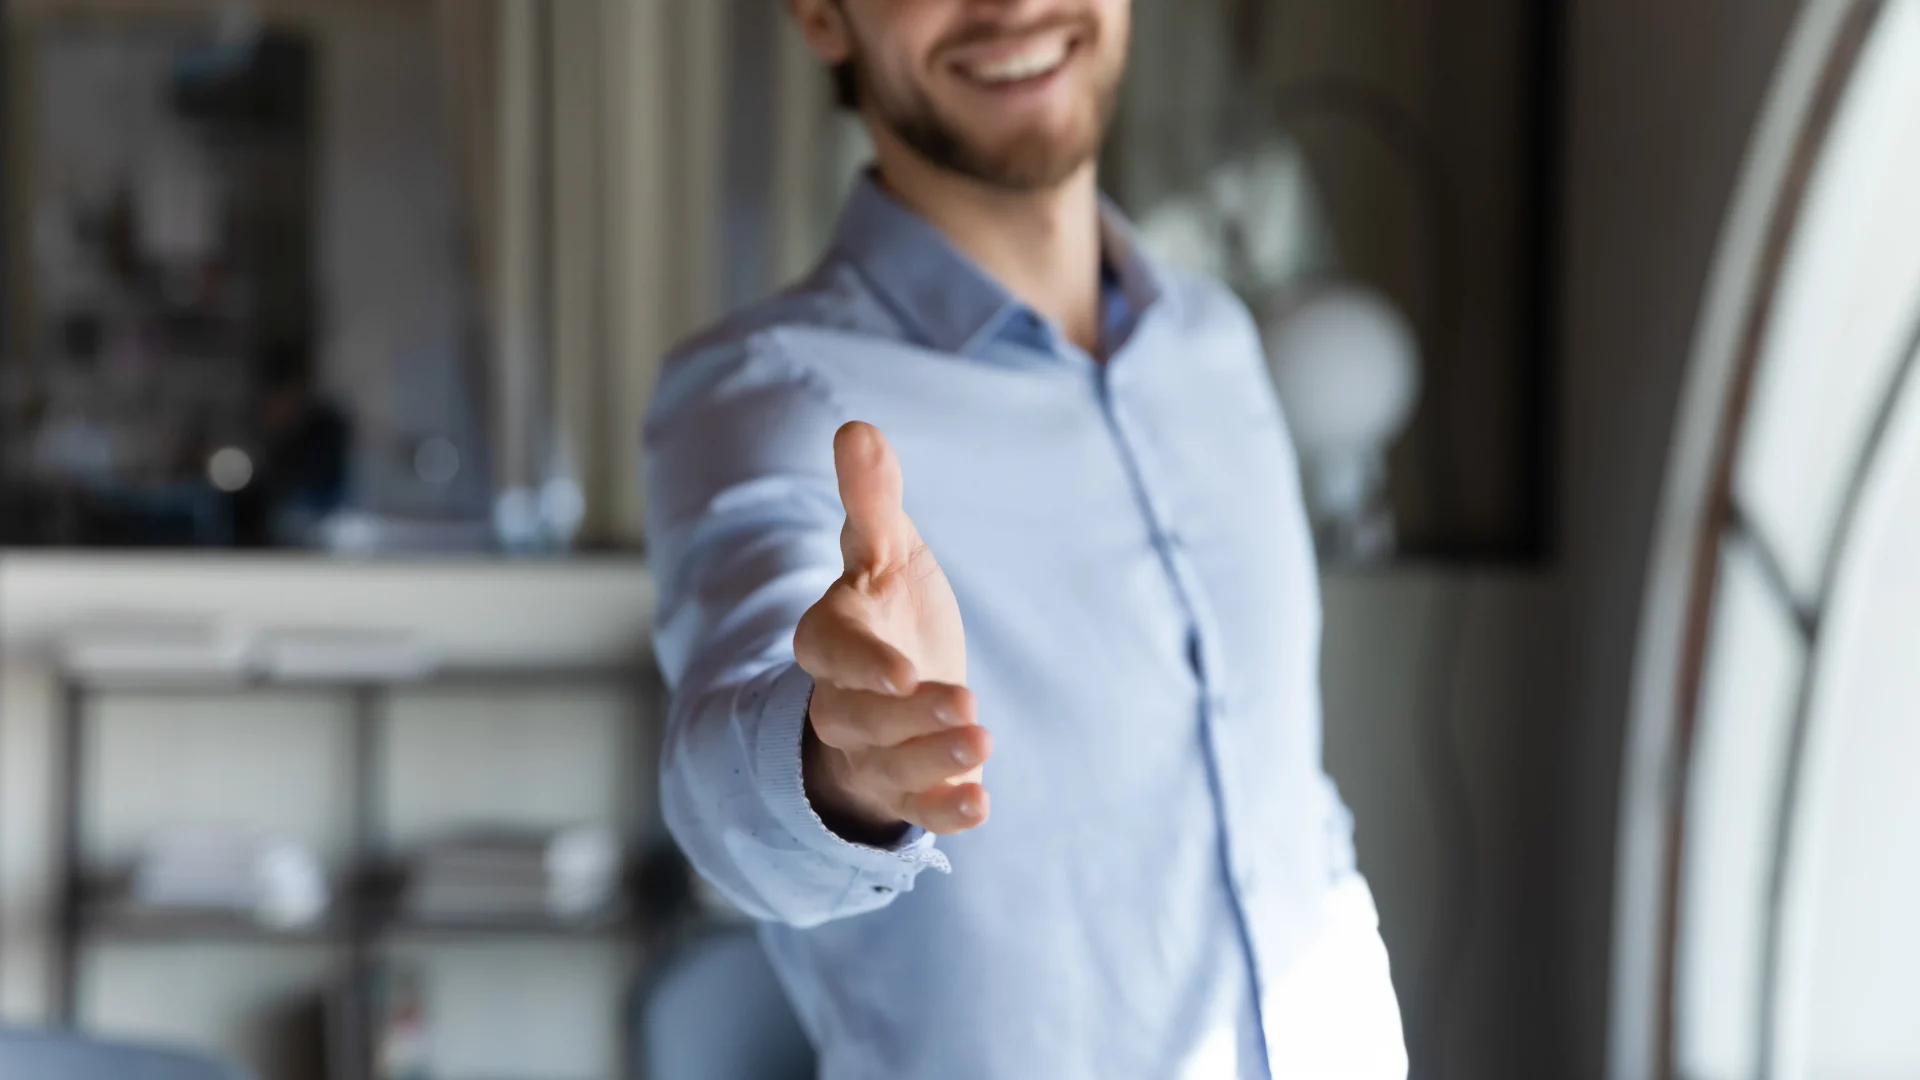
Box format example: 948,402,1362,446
599,0,731,545
492,0,542,496
770,12,832,284
667,0,729,329
549,0,608,541
600,0,668,543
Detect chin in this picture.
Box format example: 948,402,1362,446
982,133,1099,185
885,64,1118,191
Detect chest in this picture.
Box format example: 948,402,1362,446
786,320,1322,699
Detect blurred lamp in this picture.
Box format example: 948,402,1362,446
1261,284,1422,563
206,447,254,493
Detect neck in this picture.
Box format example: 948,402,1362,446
871,137,1105,354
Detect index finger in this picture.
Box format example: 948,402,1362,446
794,595,917,695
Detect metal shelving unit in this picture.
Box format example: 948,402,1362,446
50,662,665,1080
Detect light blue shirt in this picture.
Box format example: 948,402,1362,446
645,176,1369,1079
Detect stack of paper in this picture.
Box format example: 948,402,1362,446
402,825,621,924
129,826,329,929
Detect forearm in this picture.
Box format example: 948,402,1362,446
646,339,949,927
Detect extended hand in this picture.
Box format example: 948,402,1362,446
794,422,990,839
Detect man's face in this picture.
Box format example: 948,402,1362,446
801,0,1130,192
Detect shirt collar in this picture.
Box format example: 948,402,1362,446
1094,194,1164,352
829,172,1165,358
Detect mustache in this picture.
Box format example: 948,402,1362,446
933,12,1097,57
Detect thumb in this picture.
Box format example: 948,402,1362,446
834,421,914,573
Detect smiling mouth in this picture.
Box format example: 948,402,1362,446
950,34,1084,89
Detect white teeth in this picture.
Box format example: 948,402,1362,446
965,43,1069,84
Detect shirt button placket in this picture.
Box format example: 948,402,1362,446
1102,371,1273,1074
1166,515,1274,1075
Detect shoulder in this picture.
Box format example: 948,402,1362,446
644,260,899,489
1152,264,1262,344
1142,265,1271,390
650,256,900,421
1141,263,1285,424
664,256,895,371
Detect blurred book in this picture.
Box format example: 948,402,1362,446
402,825,621,925
128,825,330,929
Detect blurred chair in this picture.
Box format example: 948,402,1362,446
636,925,814,1080
0,1028,251,1080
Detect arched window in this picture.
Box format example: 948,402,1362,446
1620,3,1920,1078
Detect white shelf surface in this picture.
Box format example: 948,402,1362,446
0,554,658,670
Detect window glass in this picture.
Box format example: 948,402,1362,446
1773,349,1920,1080
1675,533,1809,1080
1734,0,1920,604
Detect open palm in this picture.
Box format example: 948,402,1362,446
794,422,988,837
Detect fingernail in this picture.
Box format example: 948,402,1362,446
879,676,901,695
934,703,959,726
957,799,979,820
951,743,977,767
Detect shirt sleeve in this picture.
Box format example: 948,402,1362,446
642,335,949,929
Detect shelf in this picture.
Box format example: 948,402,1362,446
80,859,643,945
48,629,666,1080
83,902,343,945
67,665,652,696
1,556,658,673
82,902,635,946
361,872,638,942
376,913,636,942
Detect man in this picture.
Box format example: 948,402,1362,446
644,1,1407,1076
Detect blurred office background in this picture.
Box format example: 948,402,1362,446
0,0,1915,1078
